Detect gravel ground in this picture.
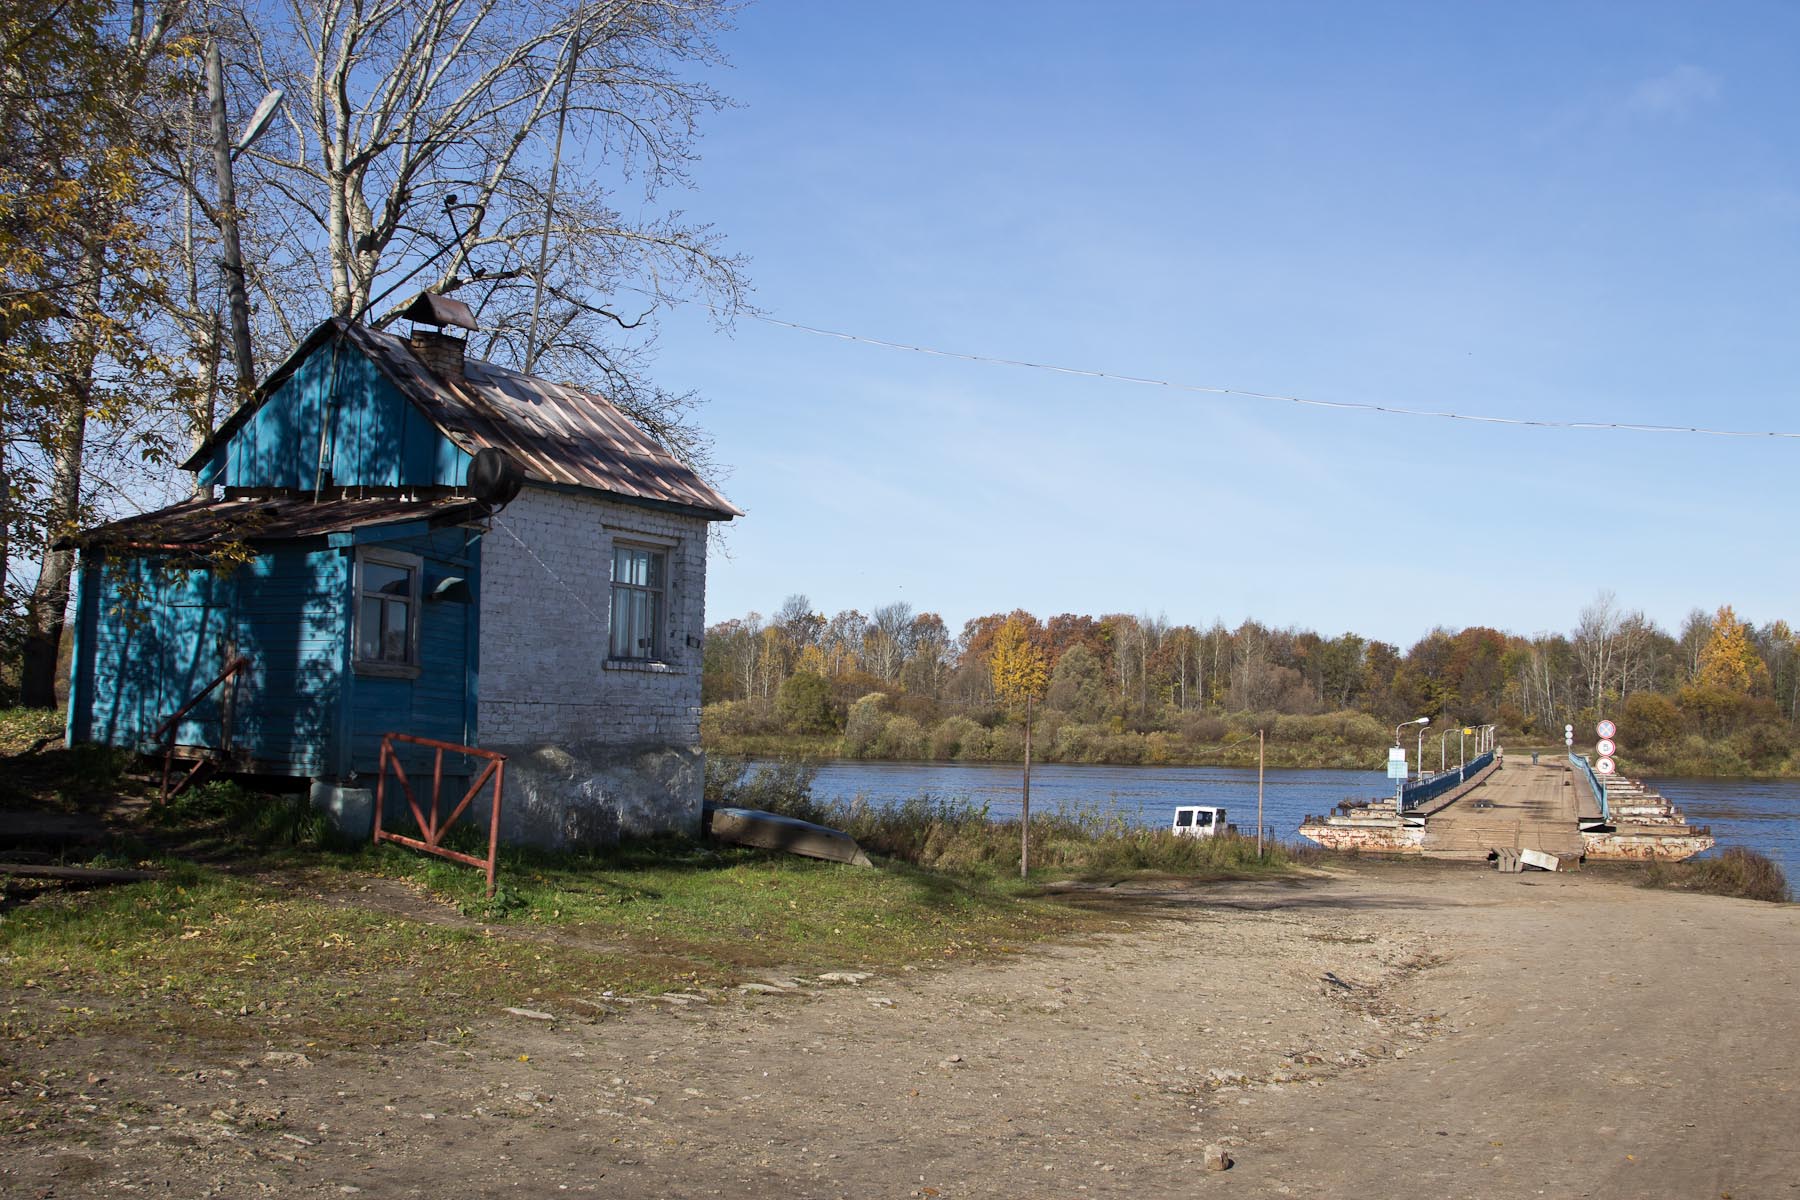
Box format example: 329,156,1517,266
4,860,1796,1198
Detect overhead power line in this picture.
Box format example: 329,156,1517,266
733,311,1800,441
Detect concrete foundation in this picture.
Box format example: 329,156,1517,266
486,741,704,851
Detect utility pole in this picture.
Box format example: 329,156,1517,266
1020,695,1033,879
1256,728,1265,859
207,42,255,394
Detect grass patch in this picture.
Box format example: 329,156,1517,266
1,845,1078,1048
151,779,346,852
0,753,1086,1050
0,865,667,1049
1642,846,1791,903
0,707,64,756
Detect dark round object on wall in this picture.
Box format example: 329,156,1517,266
467,447,525,510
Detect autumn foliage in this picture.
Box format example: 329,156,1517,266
705,591,1800,775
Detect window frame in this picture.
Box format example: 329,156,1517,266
608,541,669,663
352,547,424,677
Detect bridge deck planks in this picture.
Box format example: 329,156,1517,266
1421,760,1585,859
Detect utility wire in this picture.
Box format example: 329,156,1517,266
490,513,611,626
711,308,1800,441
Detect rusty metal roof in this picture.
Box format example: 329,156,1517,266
186,317,741,521
67,495,482,551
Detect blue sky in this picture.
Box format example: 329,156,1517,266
643,1,1800,646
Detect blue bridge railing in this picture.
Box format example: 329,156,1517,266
1569,752,1609,822
1400,750,1496,812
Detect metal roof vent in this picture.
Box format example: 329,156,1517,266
401,291,477,383
399,291,478,332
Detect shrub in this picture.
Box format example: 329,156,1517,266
842,693,889,758
875,715,926,760
927,715,984,760
705,755,826,821
775,671,837,734
1622,691,1683,749
1174,712,1228,744
703,697,779,739
1051,723,1101,763
1731,722,1790,770
1644,846,1790,904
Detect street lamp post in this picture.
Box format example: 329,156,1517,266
1394,717,1429,813
1439,725,1464,774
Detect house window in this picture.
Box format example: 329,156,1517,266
354,549,421,670
609,544,665,660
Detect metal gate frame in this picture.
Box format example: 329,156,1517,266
373,732,506,896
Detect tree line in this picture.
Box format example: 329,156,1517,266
2,0,745,705
702,592,1800,776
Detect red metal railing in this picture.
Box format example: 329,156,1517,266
372,733,506,896
152,654,250,803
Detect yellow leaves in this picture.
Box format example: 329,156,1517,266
989,617,1048,709
1697,605,1770,697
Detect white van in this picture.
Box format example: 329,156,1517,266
1171,805,1226,839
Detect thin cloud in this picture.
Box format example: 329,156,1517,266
1626,64,1721,117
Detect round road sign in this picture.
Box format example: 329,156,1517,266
1596,738,1616,757
1597,719,1617,739
1595,756,1616,775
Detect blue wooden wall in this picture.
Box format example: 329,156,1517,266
194,339,469,491
69,523,480,782
71,560,233,752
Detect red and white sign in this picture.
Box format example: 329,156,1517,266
1596,719,1617,739
1595,756,1616,775
1596,738,1616,757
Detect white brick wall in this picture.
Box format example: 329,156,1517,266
475,485,710,750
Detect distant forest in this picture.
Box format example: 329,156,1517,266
702,592,1800,776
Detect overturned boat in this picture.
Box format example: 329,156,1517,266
704,806,874,867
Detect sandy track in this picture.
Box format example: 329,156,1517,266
4,862,1796,1198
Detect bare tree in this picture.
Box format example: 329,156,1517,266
218,0,749,466
1573,590,1621,710
1677,608,1711,684
1610,610,1664,703
865,601,914,682
1108,615,1142,702
1135,610,1167,717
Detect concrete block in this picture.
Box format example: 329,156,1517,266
311,780,374,840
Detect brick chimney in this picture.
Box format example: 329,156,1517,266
409,329,467,383
397,291,480,384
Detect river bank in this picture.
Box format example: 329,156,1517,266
705,728,1800,779
756,757,1800,882
5,860,1793,1197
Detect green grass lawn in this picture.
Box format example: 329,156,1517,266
1,782,1087,1051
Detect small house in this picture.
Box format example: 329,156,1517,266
66,294,740,847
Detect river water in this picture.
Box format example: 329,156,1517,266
777,759,1800,881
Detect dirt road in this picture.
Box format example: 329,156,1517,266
5,862,1796,1198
